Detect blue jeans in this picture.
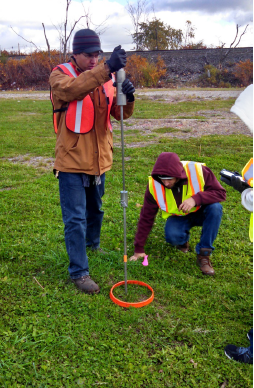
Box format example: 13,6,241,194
59,172,105,279
165,203,223,253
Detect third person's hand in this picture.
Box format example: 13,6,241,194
178,197,196,213
129,252,147,261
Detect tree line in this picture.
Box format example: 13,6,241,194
0,50,252,90
0,51,167,90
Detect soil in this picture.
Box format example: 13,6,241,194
112,109,251,149
113,88,251,148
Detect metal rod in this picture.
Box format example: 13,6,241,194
120,105,128,294
117,69,128,294
120,105,125,191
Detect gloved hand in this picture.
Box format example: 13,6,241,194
106,45,127,73
231,175,249,193
122,78,135,101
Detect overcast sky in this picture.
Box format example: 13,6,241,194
0,0,253,54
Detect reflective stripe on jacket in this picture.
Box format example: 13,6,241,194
242,158,253,242
51,62,115,134
149,161,205,219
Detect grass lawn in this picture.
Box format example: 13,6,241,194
0,97,253,387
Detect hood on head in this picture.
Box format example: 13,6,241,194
151,152,187,183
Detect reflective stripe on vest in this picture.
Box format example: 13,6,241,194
51,62,114,134
149,161,205,218
152,179,168,212
59,62,78,78
184,161,203,194
242,158,253,187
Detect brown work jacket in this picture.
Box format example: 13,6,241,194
49,58,135,175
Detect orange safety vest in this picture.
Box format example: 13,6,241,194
50,62,115,134
149,161,206,219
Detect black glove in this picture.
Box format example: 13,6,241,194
106,45,127,73
231,175,249,193
122,78,135,102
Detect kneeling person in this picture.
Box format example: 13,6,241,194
130,152,226,275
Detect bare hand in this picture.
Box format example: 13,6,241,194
178,197,196,213
129,252,146,261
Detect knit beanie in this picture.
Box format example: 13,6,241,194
72,29,103,54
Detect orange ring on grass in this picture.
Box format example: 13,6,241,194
110,280,154,308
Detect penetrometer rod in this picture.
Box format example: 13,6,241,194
116,69,128,294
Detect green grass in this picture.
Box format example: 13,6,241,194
154,127,179,134
177,115,207,120
0,97,253,387
133,98,235,119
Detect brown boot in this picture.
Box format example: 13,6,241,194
176,241,189,253
197,248,215,276
72,275,100,294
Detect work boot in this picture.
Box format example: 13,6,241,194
176,241,189,253
224,345,253,364
196,248,214,276
72,275,100,294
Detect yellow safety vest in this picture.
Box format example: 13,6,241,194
242,158,253,242
149,161,205,219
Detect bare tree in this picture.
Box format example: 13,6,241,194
10,26,40,51
42,23,51,61
218,24,249,68
79,1,110,36
10,0,109,65
10,0,82,62
51,0,86,62
126,0,149,50
183,20,196,46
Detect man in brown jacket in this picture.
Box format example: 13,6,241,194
49,29,135,294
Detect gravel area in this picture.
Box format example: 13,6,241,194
0,91,50,99
0,89,241,101
136,89,242,103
